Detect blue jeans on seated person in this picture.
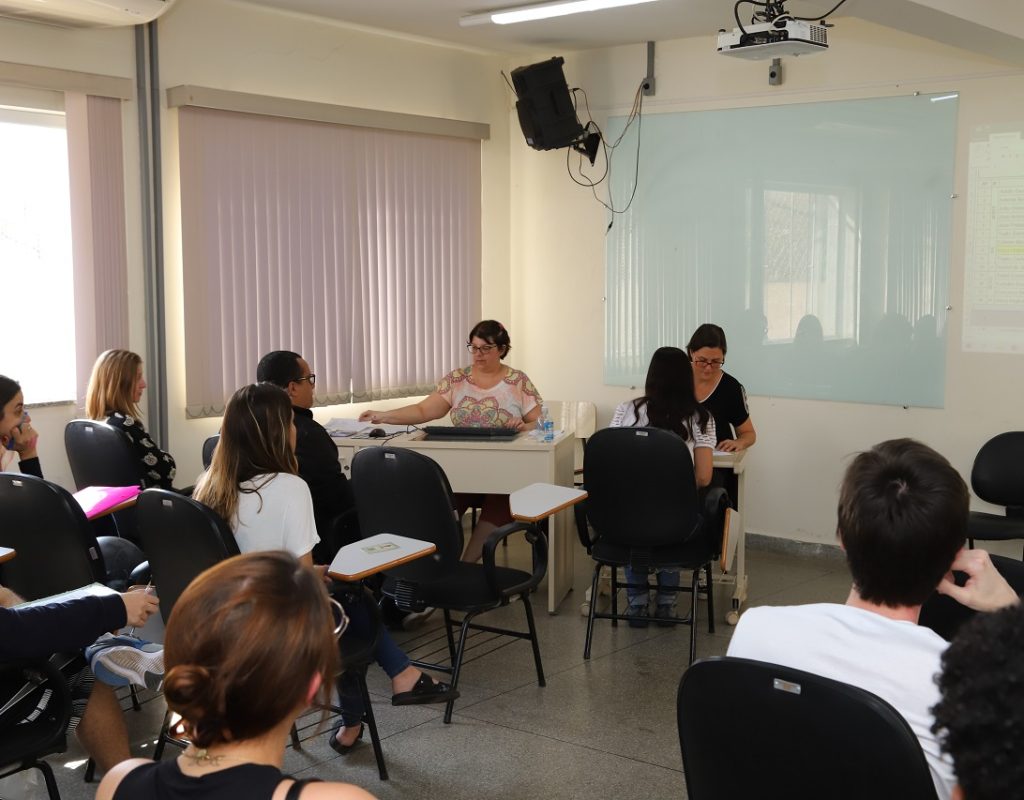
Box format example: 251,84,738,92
335,595,411,727
624,566,680,611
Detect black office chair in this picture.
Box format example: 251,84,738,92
967,432,1024,557
65,419,146,543
0,658,73,800
678,657,938,800
919,553,1024,641
351,446,548,724
0,473,147,598
576,427,728,663
201,434,219,470
137,490,388,778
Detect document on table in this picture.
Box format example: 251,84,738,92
324,418,408,437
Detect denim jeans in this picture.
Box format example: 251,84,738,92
335,596,412,726
624,566,680,610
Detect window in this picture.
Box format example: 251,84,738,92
0,105,75,403
178,106,481,417
762,187,857,343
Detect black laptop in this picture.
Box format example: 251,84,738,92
422,426,519,441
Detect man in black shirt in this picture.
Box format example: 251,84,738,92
256,351,358,564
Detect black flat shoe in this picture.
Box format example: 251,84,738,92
391,674,460,706
327,722,363,755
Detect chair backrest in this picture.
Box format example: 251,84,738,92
64,420,143,490
678,657,938,800
65,419,144,541
135,489,240,621
350,447,463,578
582,426,701,548
0,474,105,600
920,553,1024,641
201,434,220,470
971,431,1024,511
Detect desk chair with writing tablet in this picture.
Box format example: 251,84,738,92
351,446,548,724
135,490,389,780
678,657,938,800
65,420,146,544
576,427,729,664
0,473,147,599
967,431,1024,558
0,657,74,800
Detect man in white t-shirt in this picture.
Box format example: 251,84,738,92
727,439,1019,800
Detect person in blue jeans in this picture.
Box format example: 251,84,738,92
608,347,717,627
193,383,457,755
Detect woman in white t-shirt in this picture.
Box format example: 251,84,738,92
610,347,716,627
193,384,456,756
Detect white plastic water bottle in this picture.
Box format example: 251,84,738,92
540,404,554,442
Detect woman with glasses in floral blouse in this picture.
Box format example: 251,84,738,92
360,320,543,562
686,323,757,454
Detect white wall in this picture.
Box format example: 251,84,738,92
157,0,513,484
508,18,1024,545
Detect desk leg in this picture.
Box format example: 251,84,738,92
726,469,749,626
546,506,574,614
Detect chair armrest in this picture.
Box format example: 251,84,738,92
702,487,730,558
573,496,595,552
482,521,548,598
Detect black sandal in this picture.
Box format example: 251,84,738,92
327,721,363,755
391,673,460,706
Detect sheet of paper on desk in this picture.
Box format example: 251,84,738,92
15,582,117,609
325,418,407,437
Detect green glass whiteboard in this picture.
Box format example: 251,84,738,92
605,92,957,408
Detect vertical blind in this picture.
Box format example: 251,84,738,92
178,107,481,417
65,93,130,404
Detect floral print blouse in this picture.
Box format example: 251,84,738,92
106,412,177,489
436,367,542,428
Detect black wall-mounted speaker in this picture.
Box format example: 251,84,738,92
511,57,584,151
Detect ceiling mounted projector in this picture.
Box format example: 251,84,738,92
717,18,828,59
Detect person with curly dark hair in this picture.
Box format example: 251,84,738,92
932,602,1024,800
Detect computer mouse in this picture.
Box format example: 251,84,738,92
369,428,388,438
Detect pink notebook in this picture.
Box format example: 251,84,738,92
72,485,142,520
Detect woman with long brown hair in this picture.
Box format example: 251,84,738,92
85,349,177,489
97,551,375,799
193,384,455,755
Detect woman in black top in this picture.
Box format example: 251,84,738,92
97,551,375,800
686,324,757,453
85,349,177,489
0,375,42,477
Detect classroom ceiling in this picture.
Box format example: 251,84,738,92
236,0,841,52
235,0,1024,65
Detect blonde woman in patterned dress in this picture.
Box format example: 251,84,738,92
360,320,543,561
86,349,177,489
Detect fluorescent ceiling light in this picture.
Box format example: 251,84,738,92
460,0,659,27
929,94,957,103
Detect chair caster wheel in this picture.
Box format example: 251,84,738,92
726,610,740,626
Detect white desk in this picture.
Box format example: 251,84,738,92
336,430,576,613
712,450,748,625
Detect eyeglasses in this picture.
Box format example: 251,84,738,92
466,344,497,355
329,598,349,638
294,374,316,386
693,358,725,369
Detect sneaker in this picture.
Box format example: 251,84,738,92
400,606,436,630
92,643,164,690
625,605,649,629
654,605,677,628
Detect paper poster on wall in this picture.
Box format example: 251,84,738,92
962,126,1024,354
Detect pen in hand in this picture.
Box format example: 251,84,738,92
128,581,155,636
